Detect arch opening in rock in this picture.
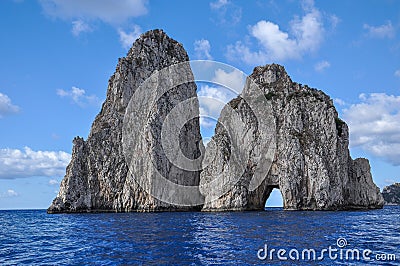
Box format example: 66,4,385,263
264,186,283,209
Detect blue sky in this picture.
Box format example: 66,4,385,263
0,0,400,209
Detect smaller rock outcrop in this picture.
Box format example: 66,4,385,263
382,183,400,205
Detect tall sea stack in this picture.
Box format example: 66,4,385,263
48,29,203,213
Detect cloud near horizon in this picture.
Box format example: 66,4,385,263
343,93,400,166
0,189,18,198
0,147,71,179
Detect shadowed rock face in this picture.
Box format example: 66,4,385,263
382,183,400,205
200,64,384,211
48,29,203,213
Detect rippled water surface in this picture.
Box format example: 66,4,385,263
0,206,399,265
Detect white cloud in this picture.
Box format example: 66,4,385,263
0,189,18,198
226,42,265,66
394,69,400,77
314,60,330,72
198,85,234,104
0,92,20,118
384,178,398,185
39,0,147,42
226,1,324,64
49,179,59,185
329,15,340,29
211,68,245,93
0,147,71,179
198,112,218,128
57,86,100,107
250,21,298,60
210,0,229,10
118,25,142,50
197,68,244,127
39,0,148,25
343,93,400,165
198,85,237,128
194,39,213,60
7,189,18,197
363,21,395,39
210,0,241,25
333,98,346,106
71,20,92,36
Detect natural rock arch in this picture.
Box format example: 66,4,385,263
263,186,283,208
200,64,383,211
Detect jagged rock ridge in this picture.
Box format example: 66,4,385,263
48,29,203,213
200,64,384,211
382,183,400,205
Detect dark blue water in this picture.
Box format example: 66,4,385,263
0,206,398,265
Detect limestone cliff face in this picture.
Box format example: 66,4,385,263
382,183,400,205
48,29,203,213
200,64,384,211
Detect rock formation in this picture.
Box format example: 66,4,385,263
49,30,384,213
200,64,384,211
382,183,400,205
48,29,203,213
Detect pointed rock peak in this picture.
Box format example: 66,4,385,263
250,63,292,85
133,29,170,49
126,29,188,64
140,28,167,38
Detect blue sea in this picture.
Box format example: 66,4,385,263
0,206,399,265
